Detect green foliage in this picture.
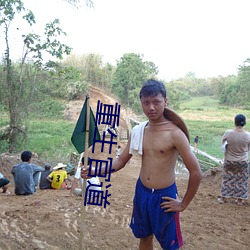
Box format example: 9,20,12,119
63,54,114,90
217,58,250,107
237,58,250,105
0,0,26,24
0,0,73,152
128,87,142,113
218,75,239,105
23,18,72,67
0,118,9,152
168,76,213,98
45,66,89,100
166,83,188,109
111,53,158,107
66,81,89,100
82,53,103,86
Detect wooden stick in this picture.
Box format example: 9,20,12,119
79,96,90,250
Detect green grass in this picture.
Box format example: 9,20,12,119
1,96,250,167
0,115,77,164
181,96,220,110
26,119,76,164
179,97,250,159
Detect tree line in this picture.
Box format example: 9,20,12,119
1,0,249,153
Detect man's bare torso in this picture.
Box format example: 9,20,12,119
140,122,179,189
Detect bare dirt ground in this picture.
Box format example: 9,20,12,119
0,86,249,250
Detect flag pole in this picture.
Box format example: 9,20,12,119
79,95,90,250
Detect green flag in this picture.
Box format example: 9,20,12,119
71,97,100,154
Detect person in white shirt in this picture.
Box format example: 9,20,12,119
0,172,10,194
70,156,101,196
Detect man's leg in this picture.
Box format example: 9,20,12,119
139,235,153,250
2,185,7,192
1,178,10,194
33,172,41,191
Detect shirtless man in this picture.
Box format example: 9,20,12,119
81,79,202,250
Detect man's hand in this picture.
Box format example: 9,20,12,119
160,195,185,212
80,166,93,179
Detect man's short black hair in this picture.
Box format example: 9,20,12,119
235,114,246,127
44,163,51,170
139,79,167,99
21,151,32,162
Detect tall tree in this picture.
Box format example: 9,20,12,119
83,53,103,87
64,53,115,90
111,53,158,108
0,0,72,152
217,75,238,105
237,58,250,107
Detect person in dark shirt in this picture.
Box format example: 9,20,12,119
194,136,199,149
39,163,52,190
12,151,44,195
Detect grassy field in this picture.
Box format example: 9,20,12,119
179,96,250,159
1,96,250,167
0,114,77,165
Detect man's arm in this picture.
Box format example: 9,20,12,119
64,173,70,188
32,165,44,173
81,138,132,179
161,130,203,212
221,131,228,145
179,150,203,210
46,174,53,183
69,178,79,195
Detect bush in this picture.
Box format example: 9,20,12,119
66,81,89,100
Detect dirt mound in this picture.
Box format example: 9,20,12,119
64,86,132,138
202,166,223,182
0,153,44,180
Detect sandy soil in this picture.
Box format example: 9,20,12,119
0,86,249,250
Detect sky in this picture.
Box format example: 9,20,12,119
3,0,250,81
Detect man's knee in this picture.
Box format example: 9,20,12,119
140,234,153,245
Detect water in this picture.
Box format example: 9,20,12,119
175,161,189,177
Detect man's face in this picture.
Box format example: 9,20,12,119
140,94,167,121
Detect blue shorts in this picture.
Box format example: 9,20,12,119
0,178,10,188
130,178,183,250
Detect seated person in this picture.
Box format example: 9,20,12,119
39,163,52,189
47,163,69,190
0,172,10,194
70,157,101,196
12,151,44,195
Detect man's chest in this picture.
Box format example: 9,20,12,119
143,130,173,154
